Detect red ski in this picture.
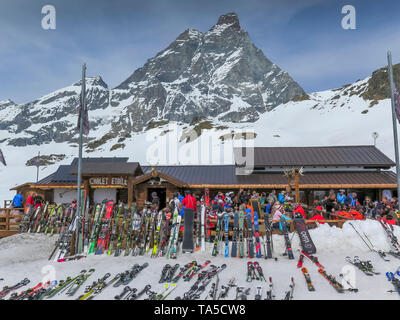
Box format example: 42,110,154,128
94,201,114,255
301,250,325,269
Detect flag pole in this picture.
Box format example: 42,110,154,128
36,151,40,183
75,63,86,254
387,50,400,213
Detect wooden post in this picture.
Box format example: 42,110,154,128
128,176,134,206
295,170,300,203
83,179,90,204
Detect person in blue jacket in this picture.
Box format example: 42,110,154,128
265,200,272,216
279,213,292,232
344,192,357,207
278,191,285,204
337,189,346,204
11,192,24,208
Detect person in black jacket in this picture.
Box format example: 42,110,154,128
34,194,43,208
151,191,160,210
325,194,337,218
238,189,249,205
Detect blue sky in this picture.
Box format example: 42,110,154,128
1,0,400,104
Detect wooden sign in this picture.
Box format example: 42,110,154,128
89,176,128,186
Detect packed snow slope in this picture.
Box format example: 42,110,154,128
1,220,399,300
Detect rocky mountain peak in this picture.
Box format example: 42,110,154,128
215,12,240,30
0,99,16,108
0,13,305,149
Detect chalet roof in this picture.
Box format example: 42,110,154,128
141,166,397,188
234,146,395,168
21,146,396,190
69,162,141,176
70,157,129,166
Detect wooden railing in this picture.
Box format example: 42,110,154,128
0,208,24,238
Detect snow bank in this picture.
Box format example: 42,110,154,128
1,221,400,300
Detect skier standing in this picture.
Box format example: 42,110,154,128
11,192,24,208
26,193,35,207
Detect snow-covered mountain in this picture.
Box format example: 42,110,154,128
0,13,304,149
1,13,400,202
113,12,304,128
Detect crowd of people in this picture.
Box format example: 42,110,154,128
11,187,399,227
161,188,399,227
11,192,43,209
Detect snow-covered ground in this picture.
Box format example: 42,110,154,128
1,220,399,300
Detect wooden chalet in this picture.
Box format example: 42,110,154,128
9,146,398,208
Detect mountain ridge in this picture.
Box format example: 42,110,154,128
0,13,399,152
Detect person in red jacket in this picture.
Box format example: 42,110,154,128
382,214,396,225
310,212,325,224
292,204,306,219
181,190,197,213
349,210,364,220
26,193,35,207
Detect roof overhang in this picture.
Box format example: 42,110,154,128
133,169,188,188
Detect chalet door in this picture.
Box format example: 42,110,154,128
147,188,166,209
117,188,128,204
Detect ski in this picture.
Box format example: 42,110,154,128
318,268,346,293
301,251,325,269
246,212,254,258
253,210,262,258
264,209,273,259
377,217,400,252
166,206,179,259
211,213,223,256
88,204,104,254
231,209,238,257
386,271,400,295
224,212,230,258
253,261,266,281
282,277,295,300
65,268,96,297
114,205,130,257
200,203,206,253
195,204,201,251
265,277,274,300
281,216,294,260
124,202,137,256
94,200,114,255
301,267,315,291
151,210,163,257
238,209,244,258
345,256,379,276
107,202,123,255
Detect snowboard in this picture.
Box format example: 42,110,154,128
182,208,195,253
293,215,316,254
